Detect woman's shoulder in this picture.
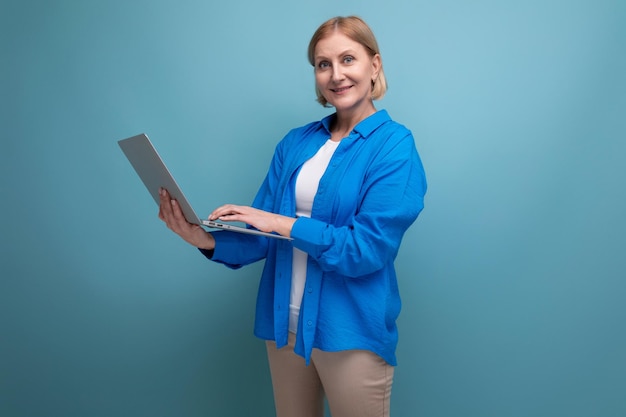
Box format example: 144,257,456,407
279,116,329,146
378,111,412,137
289,119,324,135
363,112,414,150
290,113,334,135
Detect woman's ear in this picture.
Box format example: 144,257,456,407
371,54,382,82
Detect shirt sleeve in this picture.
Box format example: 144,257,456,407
291,130,427,278
200,129,295,269
206,231,269,269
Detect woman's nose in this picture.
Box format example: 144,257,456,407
331,65,344,81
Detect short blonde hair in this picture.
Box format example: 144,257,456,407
308,16,387,107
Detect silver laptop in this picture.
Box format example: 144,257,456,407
118,133,291,240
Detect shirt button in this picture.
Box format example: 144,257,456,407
307,287,312,293
307,320,313,326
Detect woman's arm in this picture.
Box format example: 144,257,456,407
208,204,296,238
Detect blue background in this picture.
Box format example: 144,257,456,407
2,0,625,416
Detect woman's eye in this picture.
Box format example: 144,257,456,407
318,61,330,69
344,56,354,63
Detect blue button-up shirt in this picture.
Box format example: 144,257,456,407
205,109,427,365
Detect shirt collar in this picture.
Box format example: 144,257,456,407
321,109,391,139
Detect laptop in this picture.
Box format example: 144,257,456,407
118,133,291,240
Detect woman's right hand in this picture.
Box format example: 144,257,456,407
158,188,215,250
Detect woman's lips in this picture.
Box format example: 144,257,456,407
331,86,353,94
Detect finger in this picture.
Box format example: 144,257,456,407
170,199,187,222
159,191,183,231
209,204,240,220
159,189,175,218
159,188,169,208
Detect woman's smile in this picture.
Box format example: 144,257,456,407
330,85,353,94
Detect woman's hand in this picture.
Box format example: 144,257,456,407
158,188,215,250
209,204,296,238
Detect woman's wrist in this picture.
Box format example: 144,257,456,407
196,231,216,250
274,215,297,238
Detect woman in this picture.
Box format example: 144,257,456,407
159,15,426,417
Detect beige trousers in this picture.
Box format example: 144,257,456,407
266,333,394,417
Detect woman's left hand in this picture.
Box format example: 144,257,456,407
209,204,296,238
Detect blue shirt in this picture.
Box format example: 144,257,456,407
204,109,427,365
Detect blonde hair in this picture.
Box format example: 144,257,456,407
308,16,387,107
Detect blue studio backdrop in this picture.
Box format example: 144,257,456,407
2,1,625,416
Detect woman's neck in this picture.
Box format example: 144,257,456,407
332,104,377,138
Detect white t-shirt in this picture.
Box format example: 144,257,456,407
289,139,340,333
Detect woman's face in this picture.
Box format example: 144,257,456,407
313,31,381,114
